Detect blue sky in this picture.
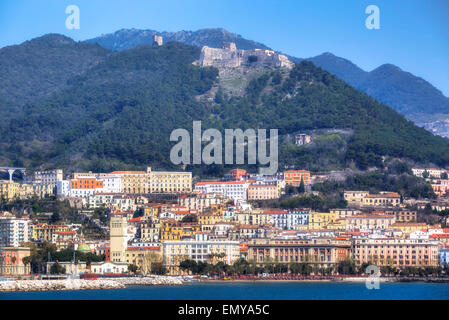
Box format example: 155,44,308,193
1,0,448,96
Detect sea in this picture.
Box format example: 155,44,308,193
1,281,449,300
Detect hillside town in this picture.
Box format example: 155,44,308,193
1,164,449,280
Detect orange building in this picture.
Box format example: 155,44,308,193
70,178,103,189
229,169,247,181
0,247,31,276
283,170,311,186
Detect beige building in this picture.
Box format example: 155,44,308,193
352,238,440,268
149,168,192,194
235,210,273,226
308,211,338,229
346,214,396,231
110,214,128,263
247,238,351,268
363,192,401,207
178,193,227,213
162,234,240,274
110,169,149,194
247,184,279,200
343,191,369,206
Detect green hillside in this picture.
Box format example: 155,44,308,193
0,37,448,173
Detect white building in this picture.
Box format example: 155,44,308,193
90,261,128,274
194,181,249,201
0,215,30,247
162,233,240,270
268,210,309,230
56,180,70,197
412,168,448,179
99,175,122,193
33,169,63,185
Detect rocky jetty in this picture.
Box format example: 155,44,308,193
0,279,124,292
113,276,183,286
0,276,183,292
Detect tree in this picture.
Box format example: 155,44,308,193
141,252,163,275
128,264,139,274
180,259,198,274
337,258,356,275
50,211,60,223
181,214,197,223
442,172,448,179
50,262,66,274
133,208,144,218
151,262,168,275
298,177,305,194
422,170,430,179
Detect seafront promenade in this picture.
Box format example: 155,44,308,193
0,276,183,292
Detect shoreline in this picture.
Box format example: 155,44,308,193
0,276,183,293
2,276,448,293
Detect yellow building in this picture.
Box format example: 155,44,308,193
197,213,223,226
160,220,200,241
235,210,273,226
308,211,337,229
0,181,21,200
343,191,369,206
326,218,348,230
32,223,72,242
149,168,192,194
125,246,162,274
110,169,149,194
390,222,428,235
363,192,401,207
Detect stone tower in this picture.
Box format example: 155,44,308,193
153,35,163,46
110,213,127,262
222,42,237,51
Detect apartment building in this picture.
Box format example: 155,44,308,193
247,238,351,267
194,181,249,201
162,233,240,274
363,192,401,207
0,215,30,247
346,214,396,231
343,191,369,206
247,184,279,200
267,210,309,230
283,170,311,186
352,238,440,267
149,169,192,194
178,193,227,213
33,169,63,186
0,247,31,276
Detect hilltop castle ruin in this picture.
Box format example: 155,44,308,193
199,42,294,69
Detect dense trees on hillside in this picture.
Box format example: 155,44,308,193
1,40,449,173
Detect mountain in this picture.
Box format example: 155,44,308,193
308,53,449,118
0,34,110,112
1,35,449,173
87,28,449,122
86,28,271,51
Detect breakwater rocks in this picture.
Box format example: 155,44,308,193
0,276,183,292
113,276,183,286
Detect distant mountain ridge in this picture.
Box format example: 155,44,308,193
86,28,449,121
308,53,449,118
86,28,271,51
